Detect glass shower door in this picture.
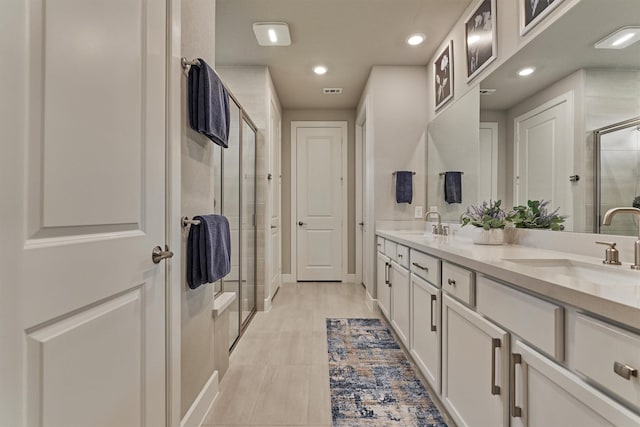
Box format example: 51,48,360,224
241,118,256,325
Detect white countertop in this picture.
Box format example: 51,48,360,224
377,229,640,330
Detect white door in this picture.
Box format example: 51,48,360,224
479,122,499,202
390,262,411,346
411,274,441,393
442,295,509,427
376,252,391,319
1,1,167,426
269,102,282,296
295,126,343,281
512,340,640,427
515,95,573,229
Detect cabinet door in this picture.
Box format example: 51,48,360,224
390,261,410,347
376,252,391,319
442,295,509,427
512,340,640,427
411,273,441,393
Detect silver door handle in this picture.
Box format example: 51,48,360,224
152,245,174,264
614,361,638,380
430,294,437,332
511,353,522,417
412,262,429,272
298,221,305,226
491,338,501,395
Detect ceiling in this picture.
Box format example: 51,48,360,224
480,0,640,110
215,0,474,110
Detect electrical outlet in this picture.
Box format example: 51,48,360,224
430,206,438,212
414,206,423,218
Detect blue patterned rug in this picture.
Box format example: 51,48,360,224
327,318,448,427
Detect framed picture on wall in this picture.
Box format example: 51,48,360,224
434,41,454,110
520,0,564,35
464,0,497,82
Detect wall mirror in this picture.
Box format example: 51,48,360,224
478,0,640,234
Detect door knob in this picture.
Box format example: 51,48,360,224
152,245,174,264
270,225,277,229
359,222,364,226
298,221,305,226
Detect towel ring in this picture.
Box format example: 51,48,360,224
182,216,201,228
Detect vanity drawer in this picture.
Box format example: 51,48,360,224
476,275,564,360
574,313,640,407
410,250,440,286
376,237,384,253
396,244,409,269
384,240,397,260
441,261,474,306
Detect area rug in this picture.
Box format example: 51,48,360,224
326,318,448,427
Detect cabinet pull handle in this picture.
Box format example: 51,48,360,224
511,353,522,418
447,278,456,286
491,338,501,395
614,361,638,380
398,253,403,259
384,262,389,285
412,262,429,272
386,262,392,287
430,294,437,332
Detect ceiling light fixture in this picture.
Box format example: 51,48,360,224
313,65,328,75
252,22,291,46
594,26,640,49
406,33,426,46
518,67,536,77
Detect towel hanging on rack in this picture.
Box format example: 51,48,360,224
395,171,414,204
443,171,462,204
186,214,231,289
187,58,230,148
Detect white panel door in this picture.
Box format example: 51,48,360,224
2,1,167,425
390,261,410,347
296,127,343,281
269,102,282,296
411,274,441,393
515,97,573,229
479,122,499,202
376,252,391,319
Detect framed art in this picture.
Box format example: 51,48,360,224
434,41,454,110
520,0,564,35
465,0,497,82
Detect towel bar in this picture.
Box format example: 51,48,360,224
392,172,416,176
181,57,200,69
182,216,201,228
439,172,464,176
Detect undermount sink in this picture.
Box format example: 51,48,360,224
502,258,640,286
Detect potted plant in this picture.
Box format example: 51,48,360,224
460,200,509,245
510,200,566,231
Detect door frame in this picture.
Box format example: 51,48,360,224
290,121,348,282
355,106,366,286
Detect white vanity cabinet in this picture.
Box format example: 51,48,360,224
411,273,441,392
512,340,640,427
376,251,391,319
442,294,510,427
389,259,410,347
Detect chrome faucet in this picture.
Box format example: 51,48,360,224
426,210,448,236
602,207,640,270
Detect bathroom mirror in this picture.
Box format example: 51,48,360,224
478,0,640,233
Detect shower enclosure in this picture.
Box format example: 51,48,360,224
594,116,640,235
213,97,257,351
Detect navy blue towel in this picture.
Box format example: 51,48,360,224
395,171,413,204
187,58,230,148
186,214,231,290
444,172,462,204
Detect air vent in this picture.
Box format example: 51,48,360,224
480,88,496,95
323,88,343,94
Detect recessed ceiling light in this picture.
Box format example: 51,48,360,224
314,65,327,75
252,22,291,46
518,67,536,77
595,26,640,49
407,33,426,46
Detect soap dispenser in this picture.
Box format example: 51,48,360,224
596,241,622,265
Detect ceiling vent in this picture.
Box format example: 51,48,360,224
323,88,343,95
480,88,496,95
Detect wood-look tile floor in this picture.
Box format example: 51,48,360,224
203,282,379,427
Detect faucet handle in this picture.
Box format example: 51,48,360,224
596,241,622,265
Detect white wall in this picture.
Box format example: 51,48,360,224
180,0,218,418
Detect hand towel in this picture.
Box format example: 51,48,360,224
395,171,413,204
444,171,462,204
187,58,230,148
186,214,231,289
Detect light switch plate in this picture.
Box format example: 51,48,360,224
414,206,423,218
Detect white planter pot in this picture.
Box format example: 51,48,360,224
471,228,505,245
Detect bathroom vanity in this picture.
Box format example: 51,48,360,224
376,229,640,427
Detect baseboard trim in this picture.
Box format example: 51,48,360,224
346,274,357,283
263,295,272,312
180,370,219,427
365,290,375,311
282,274,295,283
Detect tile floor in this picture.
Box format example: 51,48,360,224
203,282,450,427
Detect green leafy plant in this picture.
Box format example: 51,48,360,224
461,200,509,230
509,200,566,231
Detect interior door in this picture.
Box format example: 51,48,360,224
479,122,499,202
269,102,282,296
296,126,343,281
2,1,168,426
515,97,573,229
